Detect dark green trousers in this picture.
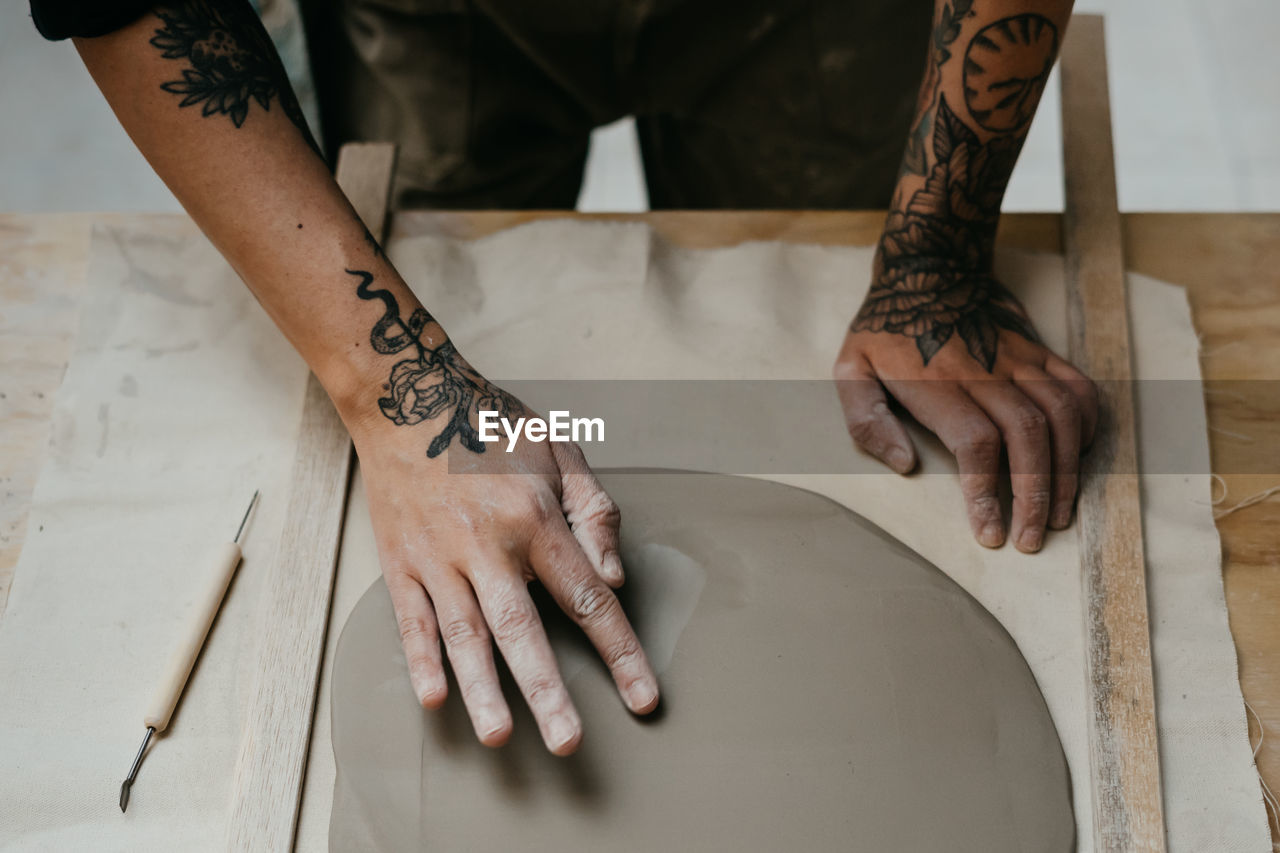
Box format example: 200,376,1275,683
302,0,932,209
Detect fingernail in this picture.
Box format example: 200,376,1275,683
979,520,1004,548
604,553,625,583
627,679,658,713
547,713,579,752
1050,506,1073,529
1018,527,1043,552
887,446,913,473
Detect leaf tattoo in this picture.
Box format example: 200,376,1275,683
933,0,977,65
150,1,318,152
349,270,519,458
901,0,976,177
855,95,1038,371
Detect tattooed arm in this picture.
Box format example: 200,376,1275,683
834,0,1098,553
73,2,658,753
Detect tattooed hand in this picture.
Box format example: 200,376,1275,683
75,1,657,753
834,5,1096,554
835,274,1097,553
340,269,659,755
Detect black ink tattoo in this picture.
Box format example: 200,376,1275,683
856,96,1038,370
932,0,977,66
963,14,1058,133
901,0,976,177
349,269,519,457
150,1,319,152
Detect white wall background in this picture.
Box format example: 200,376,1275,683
2,0,1276,214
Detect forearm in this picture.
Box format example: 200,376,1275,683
73,3,433,422
886,0,1073,271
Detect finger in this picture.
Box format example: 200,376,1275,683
432,572,513,747
1014,367,1082,530
832,354,917,474
1044,354,1099,449
882,379,1005,548
473,568,582,755
531,524,659,715
386,573,447,709
965,380,1052,553
552,441,625,587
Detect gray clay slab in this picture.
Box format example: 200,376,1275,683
328,470,1073,852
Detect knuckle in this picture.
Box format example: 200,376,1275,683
831,360,865,383
1009,406,1048,437
406,651,437,672
523,490,556,524
440,616,485,648
603,636,644,670
397,614,433,644
559,440,588,467
524,675,563,707
568,580,615,624
964,487,1001,512
577,488,621,527
955,423,1001,459
1043,387,1080,422
1019,485,1053,516
486,594,535,639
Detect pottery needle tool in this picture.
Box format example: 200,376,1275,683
118,490,259,813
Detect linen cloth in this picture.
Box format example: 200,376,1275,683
0,216,1266,851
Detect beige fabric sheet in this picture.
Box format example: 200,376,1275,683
0,216,1266,851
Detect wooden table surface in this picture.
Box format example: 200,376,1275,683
3,210,1278,840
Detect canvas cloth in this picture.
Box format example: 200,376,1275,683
0,216,1268,851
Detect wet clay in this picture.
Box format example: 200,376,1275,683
328,471,1073,852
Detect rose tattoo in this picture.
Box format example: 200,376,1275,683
349,269,519,458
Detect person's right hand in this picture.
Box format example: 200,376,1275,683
344,352,659,757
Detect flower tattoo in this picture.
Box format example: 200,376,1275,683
150,1,319,153
349,269,519,458
854,95,1038,370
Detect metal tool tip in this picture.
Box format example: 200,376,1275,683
234,490,260,544
119,727,154,814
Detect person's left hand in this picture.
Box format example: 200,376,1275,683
832,264,1099,553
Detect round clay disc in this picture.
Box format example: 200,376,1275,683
328,470,1073,852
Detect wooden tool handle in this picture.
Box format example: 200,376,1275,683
143,540,243,732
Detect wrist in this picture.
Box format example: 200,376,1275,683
299,265,456,434
874,209,995,280
311,346,400,435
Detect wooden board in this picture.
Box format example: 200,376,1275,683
225,143,396,851
1059,16,1167,851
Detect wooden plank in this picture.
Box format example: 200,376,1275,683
226,142,397,852
1059,16,1167,852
